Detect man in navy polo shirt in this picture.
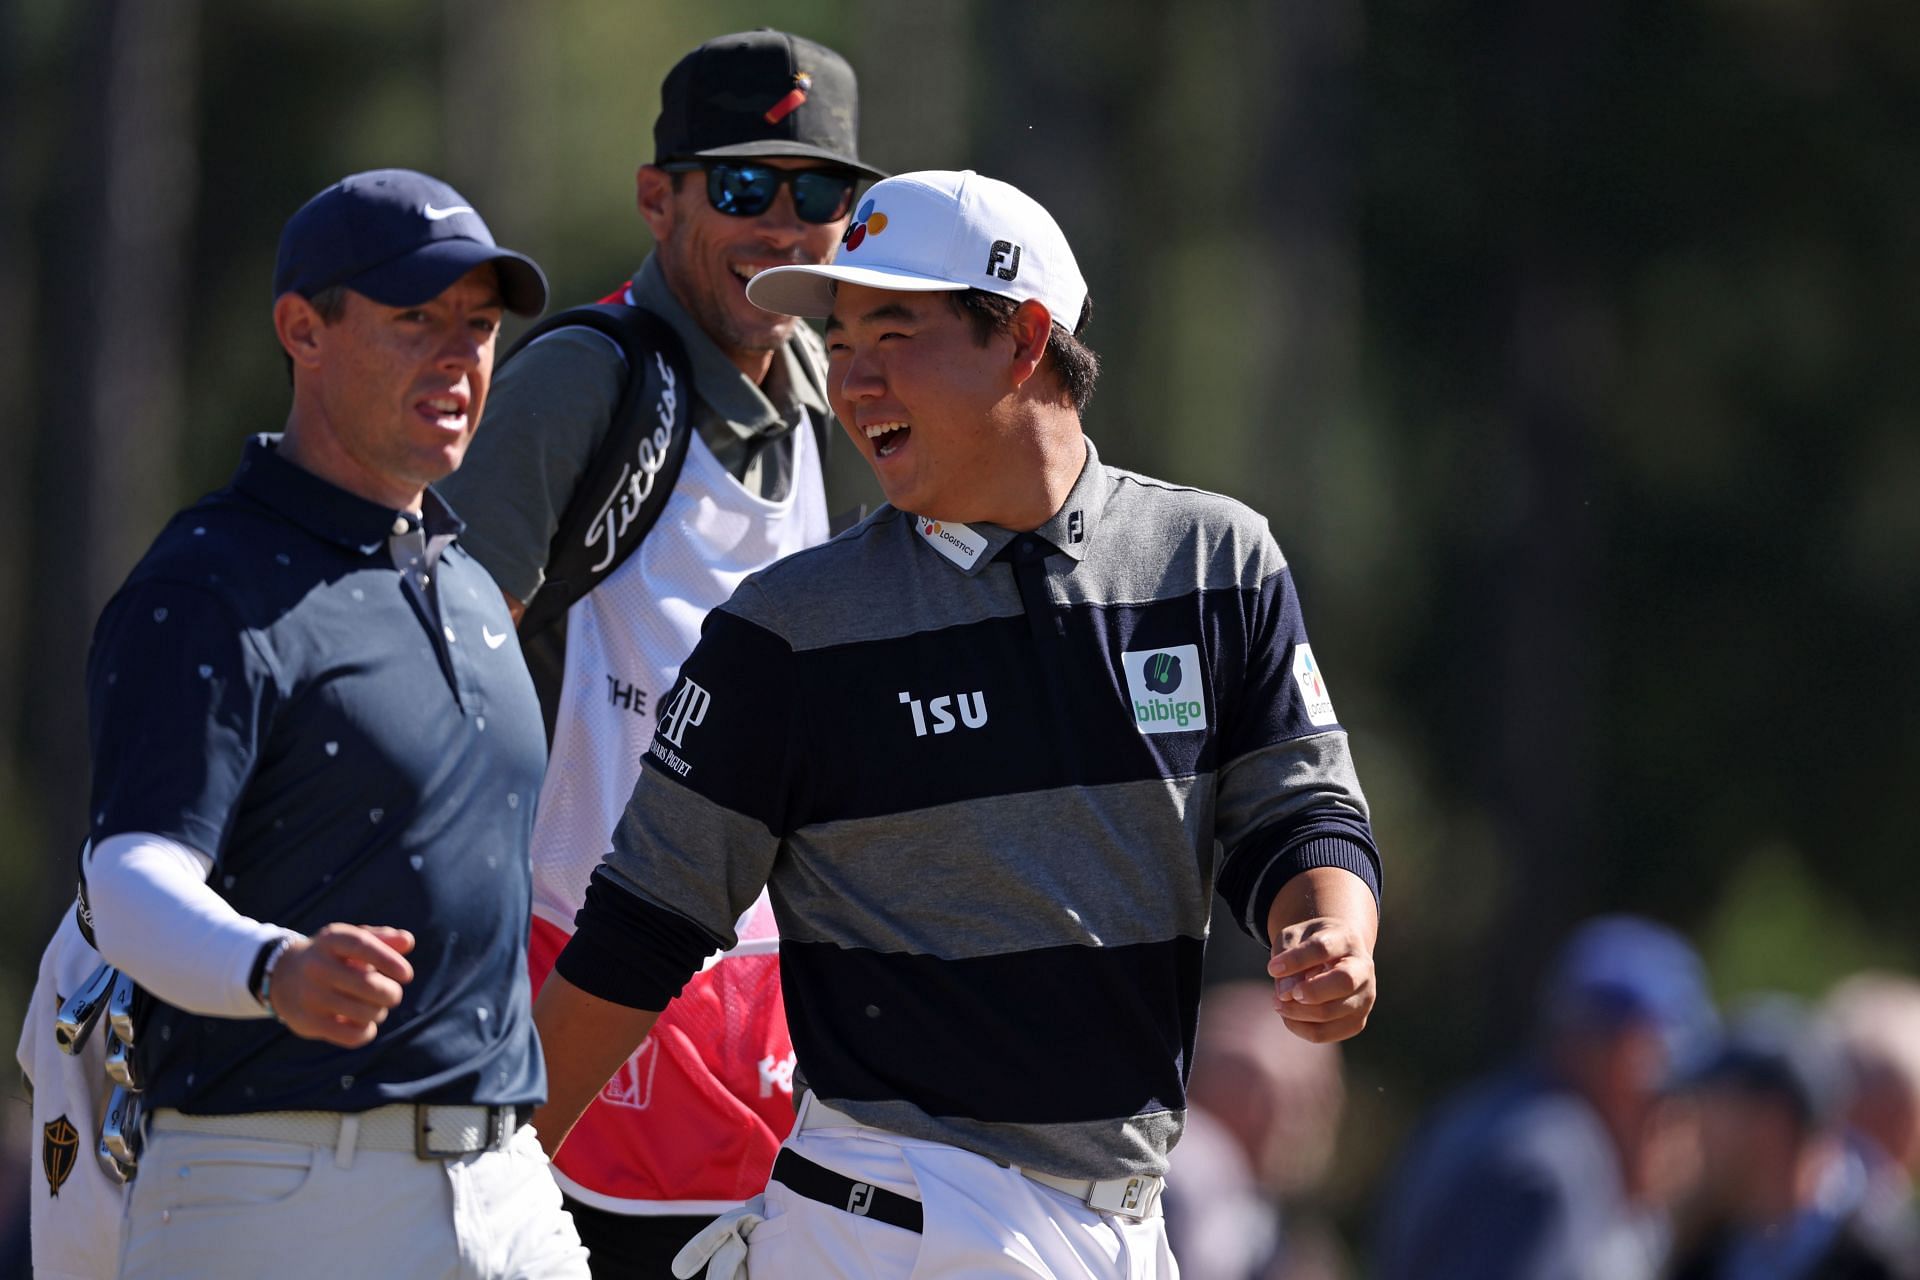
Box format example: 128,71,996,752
79,170,589,1279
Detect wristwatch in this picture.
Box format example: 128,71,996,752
249,937,293,1017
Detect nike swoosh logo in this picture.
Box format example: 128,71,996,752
482,627,508,649
423,204,475,221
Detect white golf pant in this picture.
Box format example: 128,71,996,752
736,1096,1177,1279
117,1118,587,1279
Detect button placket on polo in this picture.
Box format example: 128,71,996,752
440,585,490,720
389,527,465,708
1002,535,1085,776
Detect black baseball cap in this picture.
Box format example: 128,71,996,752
273,169,548,316
654,29,886,180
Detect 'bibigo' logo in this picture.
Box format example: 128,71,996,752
842,198,889,251
1143,651,1182,694
1121,645,1208,736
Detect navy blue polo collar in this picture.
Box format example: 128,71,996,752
232,434,465,557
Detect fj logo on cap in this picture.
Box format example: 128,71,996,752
988,239,1022,281
843,198,889,251
1122,645,1208,735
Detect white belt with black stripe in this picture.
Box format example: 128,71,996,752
794,1095,1165,1220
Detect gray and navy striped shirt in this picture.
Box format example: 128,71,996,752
557,438,1381,1180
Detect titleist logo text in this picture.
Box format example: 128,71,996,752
584,352,679,572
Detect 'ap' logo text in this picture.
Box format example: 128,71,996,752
650,677,710,778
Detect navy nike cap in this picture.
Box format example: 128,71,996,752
273,169,547,316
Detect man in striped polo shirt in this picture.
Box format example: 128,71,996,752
531,169,1383,1279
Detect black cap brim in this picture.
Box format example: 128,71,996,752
686,140,887,181
340,239,549,317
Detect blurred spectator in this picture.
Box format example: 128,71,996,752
1669,994,1920,1279
0,1089,29,1279
1825,974,1920,1267
1374,915,1717,1280
1166,980,1349,1280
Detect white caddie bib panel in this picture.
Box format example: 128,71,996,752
530,418,828,928
526,417,827,1210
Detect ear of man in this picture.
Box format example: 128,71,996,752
1005,298,1054,393
273,292,328,371
635,165,679,244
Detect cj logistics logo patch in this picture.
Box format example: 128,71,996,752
1122,645,1208,735
842,198,889,252
1292,643,1339,727
915,517,987,569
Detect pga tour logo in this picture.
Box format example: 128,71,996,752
1122,645,1208,735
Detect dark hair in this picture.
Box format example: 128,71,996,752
307,285,349,322
282,285,350,381
944,289,1099,412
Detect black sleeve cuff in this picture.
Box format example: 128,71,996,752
1244,835,1381,945
1220,814,1382,945
554,871,727,1011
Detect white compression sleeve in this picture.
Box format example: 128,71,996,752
86,832,300,1020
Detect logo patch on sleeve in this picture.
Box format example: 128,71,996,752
1292,644,1339,727
650,677,711,777
1122,645,1208,734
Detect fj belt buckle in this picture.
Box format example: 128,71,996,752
1088,1173,1161,1218
413,1104,508,1158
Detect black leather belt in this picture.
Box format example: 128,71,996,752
772,1148,923,1233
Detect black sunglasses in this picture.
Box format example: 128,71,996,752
662,161,858,225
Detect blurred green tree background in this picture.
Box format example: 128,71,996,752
3,0,1916,1257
